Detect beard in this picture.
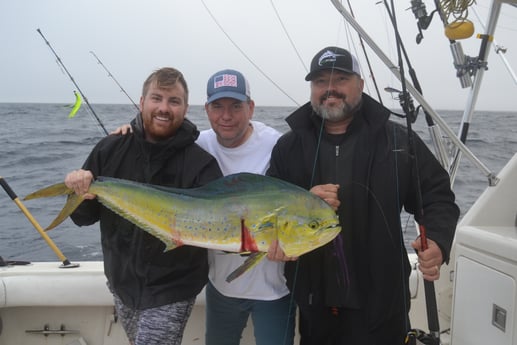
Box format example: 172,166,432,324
311,91,356,122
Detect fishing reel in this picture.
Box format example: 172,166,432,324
405,328,440,345
409,0,437,44
384,87,419,123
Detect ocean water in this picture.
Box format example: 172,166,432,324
0,103,515,262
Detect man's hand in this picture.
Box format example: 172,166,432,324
310,184,340,210
411,237,443,281
64,169,96,200
110,124,133,135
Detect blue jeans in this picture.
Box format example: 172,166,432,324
205,281,295,345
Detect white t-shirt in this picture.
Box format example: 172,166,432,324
197,121,289,300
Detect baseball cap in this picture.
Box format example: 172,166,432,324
305,46,361,81
206,69,250,103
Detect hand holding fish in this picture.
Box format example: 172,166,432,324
65,169,96,200
310,184,340,211
411,237,443,281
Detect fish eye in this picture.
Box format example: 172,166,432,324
308,220,319,229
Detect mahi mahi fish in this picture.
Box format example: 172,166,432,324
24,173,341,281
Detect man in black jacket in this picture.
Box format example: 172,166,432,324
267,47,459,344
64,67,222,345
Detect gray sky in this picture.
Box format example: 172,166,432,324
1,0,516,111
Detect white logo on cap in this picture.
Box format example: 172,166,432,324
318,50,346,66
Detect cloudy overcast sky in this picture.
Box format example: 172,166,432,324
1,0,516,111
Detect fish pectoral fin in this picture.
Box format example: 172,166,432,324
225,252,267,283
216,251,250,257
46,193,85,231
24,183,74,200
257,211,281,232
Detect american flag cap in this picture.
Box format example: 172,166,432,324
206,69,251,104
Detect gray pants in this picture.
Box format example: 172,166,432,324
113,292,195,345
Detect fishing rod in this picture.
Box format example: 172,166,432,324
90,51,139,111
36,28,108,136
387,1,440,343
330,0,497,186
383,2,449,169
0,176,79,268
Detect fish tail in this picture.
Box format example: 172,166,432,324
24,183,74,200
24,183,84,231
226,252,267,283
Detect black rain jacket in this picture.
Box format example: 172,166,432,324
70,115,222,310
267,94,459,333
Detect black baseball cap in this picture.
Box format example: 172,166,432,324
305,46,361,81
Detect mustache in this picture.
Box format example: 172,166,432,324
320,91,346,103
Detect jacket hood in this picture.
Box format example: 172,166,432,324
130,113,200,160
131,113,199,145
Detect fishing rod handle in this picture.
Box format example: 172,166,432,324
0,176,17,200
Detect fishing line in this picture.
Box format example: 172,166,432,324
36,28,108,136
0,176,79,268
269,0,308,73
344,0,384,104
90,51,139,111
200,0,299,106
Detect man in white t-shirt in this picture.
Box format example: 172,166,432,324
111,69,295,345
197,69,295,345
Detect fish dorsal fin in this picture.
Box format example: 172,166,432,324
97,174,308,202
145,173,308,199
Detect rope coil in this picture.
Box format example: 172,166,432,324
439,0,476,24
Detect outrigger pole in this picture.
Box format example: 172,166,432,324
89,51,139,111
36,28,108,136
0,176,79,268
